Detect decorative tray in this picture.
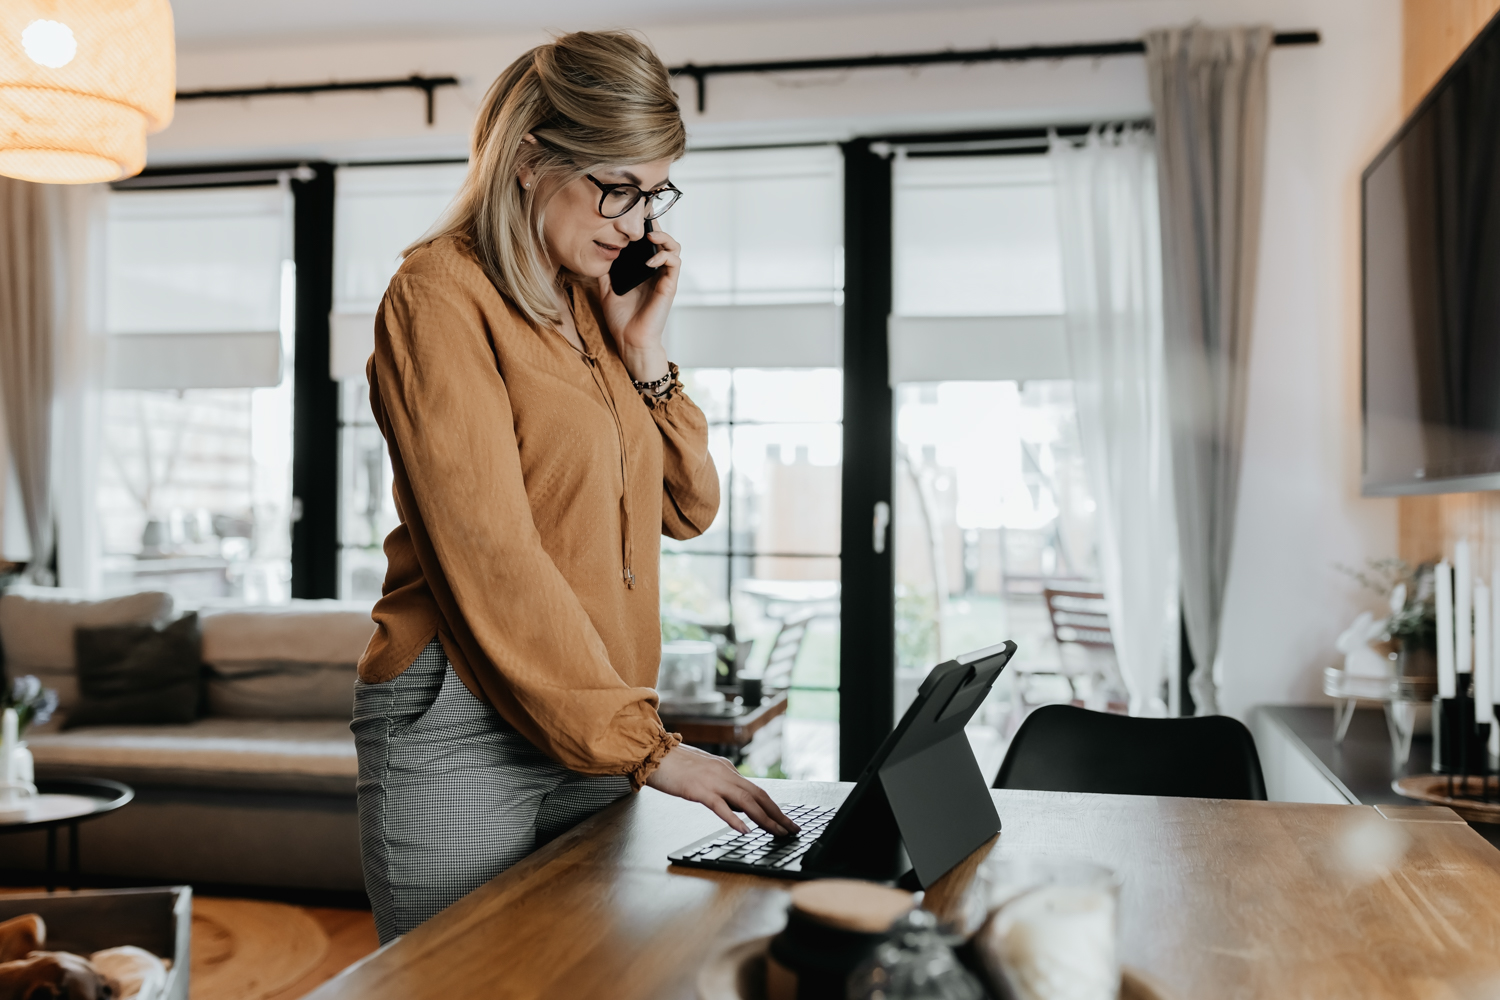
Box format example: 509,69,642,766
1323,666,1437,702
1393,774,1500,824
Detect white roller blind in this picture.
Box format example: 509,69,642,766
892,153,1067,382
105,185,292,389
331,163,468,379
665,145,843,368
669,145,843,307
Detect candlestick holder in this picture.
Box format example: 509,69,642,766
1433,682,1497,802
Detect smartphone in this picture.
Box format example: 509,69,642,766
609,219,657,296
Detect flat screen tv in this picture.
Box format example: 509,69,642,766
1363,12,1500,495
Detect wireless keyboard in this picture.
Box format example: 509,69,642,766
667,802,838,877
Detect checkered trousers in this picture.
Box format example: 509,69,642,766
352,640,632,944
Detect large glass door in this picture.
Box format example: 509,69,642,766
887,150,1112,779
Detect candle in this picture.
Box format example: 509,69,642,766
0,708,15,792
1477,580,1493,723
1457,539,1473,682
1438,561,1456,699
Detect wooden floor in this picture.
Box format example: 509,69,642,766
260,906,378,1000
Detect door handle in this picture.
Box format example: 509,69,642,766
873,500,891,555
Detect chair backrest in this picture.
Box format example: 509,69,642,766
761,613,815,690
993,704,1267,800
1042,588,1114,648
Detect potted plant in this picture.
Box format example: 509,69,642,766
1339,559,1437,678
2,676,58,737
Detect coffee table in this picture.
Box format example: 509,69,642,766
0,778,134,891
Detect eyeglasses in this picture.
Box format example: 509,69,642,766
585,175,682,221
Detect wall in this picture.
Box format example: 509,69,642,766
153,0,1404,718
1394,0,1500,574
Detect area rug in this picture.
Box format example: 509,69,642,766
190,898,329,1000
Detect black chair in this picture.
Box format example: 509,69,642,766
993,704,1267,800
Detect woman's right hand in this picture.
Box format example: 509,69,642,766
645,744,801,836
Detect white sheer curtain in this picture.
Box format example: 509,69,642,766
1051,127,1179,716
53,184,108,591
0,180,106,588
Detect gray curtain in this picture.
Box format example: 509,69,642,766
1145,25,1272,715
0,177,55,583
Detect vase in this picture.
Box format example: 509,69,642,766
1397,643,1437,679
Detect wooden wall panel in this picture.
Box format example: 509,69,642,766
1403,0,1500,113
1395,0,1500,567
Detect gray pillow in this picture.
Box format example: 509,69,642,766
64,614,204,729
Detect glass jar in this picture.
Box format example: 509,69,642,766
970,857,1121,1000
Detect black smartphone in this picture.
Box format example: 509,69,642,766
609,219,657,296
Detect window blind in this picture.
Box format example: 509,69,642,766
665,145,843,368
105,185,291,389
890,153,1069,383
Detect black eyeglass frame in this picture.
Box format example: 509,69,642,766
584,175,683,221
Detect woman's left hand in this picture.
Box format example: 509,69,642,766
597,228,681,383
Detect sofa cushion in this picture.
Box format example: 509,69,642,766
204,660,357,719
66,615,204,730
26,717,357,796
0,589,175,711
200,602,374,719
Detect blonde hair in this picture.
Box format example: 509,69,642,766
412,31,686,328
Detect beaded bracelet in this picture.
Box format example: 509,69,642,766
632,369,675,396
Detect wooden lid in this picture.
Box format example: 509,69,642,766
787,879,915,934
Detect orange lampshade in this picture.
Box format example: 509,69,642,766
0,0,175,184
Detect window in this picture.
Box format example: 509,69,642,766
663,146,844,780
97,184,295,605
889,153,1105,777
330,163,467,599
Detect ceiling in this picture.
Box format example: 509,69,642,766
169,0,1029,46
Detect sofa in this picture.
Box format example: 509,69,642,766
0,587,375,893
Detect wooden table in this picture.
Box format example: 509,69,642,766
306,780,1500,1000
659,692,788,761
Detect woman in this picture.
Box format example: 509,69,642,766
351,30,797,943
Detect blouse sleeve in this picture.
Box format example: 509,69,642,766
646,370,721,541
372,273,678,788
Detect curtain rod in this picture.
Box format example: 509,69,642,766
175,75,460,125
670,31,1320,112
112,165,316,190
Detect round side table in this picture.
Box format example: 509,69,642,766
0,778,134,891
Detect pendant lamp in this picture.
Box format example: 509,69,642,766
0,0,175,185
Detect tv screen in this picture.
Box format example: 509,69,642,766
1363,14,1500,495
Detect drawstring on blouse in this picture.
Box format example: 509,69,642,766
580,350,636,589
559,284,636,590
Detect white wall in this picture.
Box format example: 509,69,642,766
156,0,1405,717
